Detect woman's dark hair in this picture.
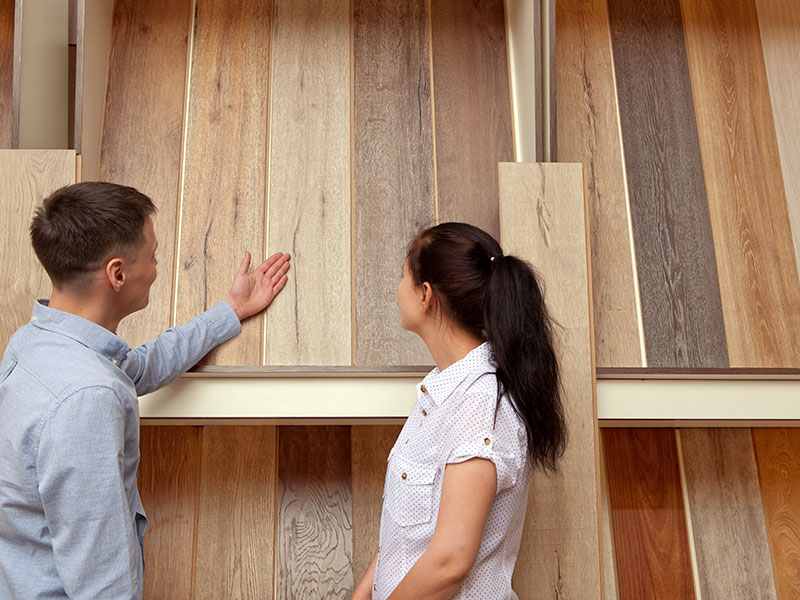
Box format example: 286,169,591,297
406,222,565,472
30,182,156,290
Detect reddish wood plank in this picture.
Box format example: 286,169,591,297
0,0,14,148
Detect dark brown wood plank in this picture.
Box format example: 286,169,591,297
752,428,800,599
429,0,514,238
98,0,191,348
138,426,201,599
604,428,695,600
353,0,435,366
0,0,14,148
278,426,353,597
606,0,728,368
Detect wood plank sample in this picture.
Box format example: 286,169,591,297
0,0,14,148
556,0,642,368
194,426,277,599
98,0,191,348
681,0,800,368
0,150,75,349
351,425,403,583
500,163,601,598
177,0,270,365
277,426,353,597
754,0,800,285
138,426,201,599
598,432,619,600
604,428,695,600
430,0,514,239
753,428,800,599
352,0,434,366
680,428,777,599
607,0,728,368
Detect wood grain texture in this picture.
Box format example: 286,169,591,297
194,426,277,599
177,0,270,365
0,0,14,148
754,0,800,290
138,426,201,600
266,0,351,366
752,428,800,599
352,0,434,366
607,0,729,369
598,432,619,600
604,428,695,600
429,0,514,238
99,0,191,348
351,425,403,583
278,426,353,598
0,150,76,350
681,0,800,368
500,163,601,598
680,428,777,599
555,0,642,368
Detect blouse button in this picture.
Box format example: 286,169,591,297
484,437,491,445
420,385,427,393
401,472,407,480
421,409,427,417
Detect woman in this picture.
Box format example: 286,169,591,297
353,222,566,600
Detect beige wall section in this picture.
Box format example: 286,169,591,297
18,0,69,149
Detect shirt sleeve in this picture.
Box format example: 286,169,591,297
121,300,241,396
36,387,140,599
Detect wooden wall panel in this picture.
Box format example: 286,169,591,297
607,0,728,369
0,0,14,148
0,150,75,349
753,428,800,599
265,0,351,366
99,0,191,348
500,163,601,599
598,434,619,600
194,426,277,599
176,0,270,366
681,0,800,368
138,426,201,599
353,0,434,366
680,428,777,599
754,0,800,279
604,428,695,600
430,0,514,239
556,0,642,369
277,426,353,598
351,425,402,583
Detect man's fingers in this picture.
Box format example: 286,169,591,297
272,274,288,295
258,252,290,275
269,261,290,286
237,251,252,277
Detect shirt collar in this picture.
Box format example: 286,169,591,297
418,342,496,406
30,299,131,365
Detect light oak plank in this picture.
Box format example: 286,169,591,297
277,426,353,598
266,0,351,366
177,0,271,365
681,0,800,368
680,428,777,599
99,0,191,348
0,150,76,350
194,426,277,599
0,0,14,148
500,163,601,599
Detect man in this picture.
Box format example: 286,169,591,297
0,182,290,598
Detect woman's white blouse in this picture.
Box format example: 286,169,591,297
372,342,531,599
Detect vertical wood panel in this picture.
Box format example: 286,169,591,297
194,426,277,599
0,0,14,148
138,426,201,600
430,0,514,239
598,433,619,600
754,0,800,280
99,0,191,348
604,428,695,600
556,0,642,368
607,0,729,369
278,426,353,598
753,428,800,599
352,0,434,366
0,150,76,349
501,163,601,599
681,0,800,368
680,428,777,599
351,425,402,583
177,0,270,365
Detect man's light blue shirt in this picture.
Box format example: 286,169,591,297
0,300,241,599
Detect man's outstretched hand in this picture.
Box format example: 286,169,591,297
225,251,291,321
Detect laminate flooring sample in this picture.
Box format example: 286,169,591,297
0,0,14,148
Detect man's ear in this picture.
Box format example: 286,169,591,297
105,258,126,292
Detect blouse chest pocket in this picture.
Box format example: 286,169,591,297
385,455,438,527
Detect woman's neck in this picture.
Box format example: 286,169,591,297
419,322,485,372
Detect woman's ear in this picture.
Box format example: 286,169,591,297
421,282,435,313
105,258,126,292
